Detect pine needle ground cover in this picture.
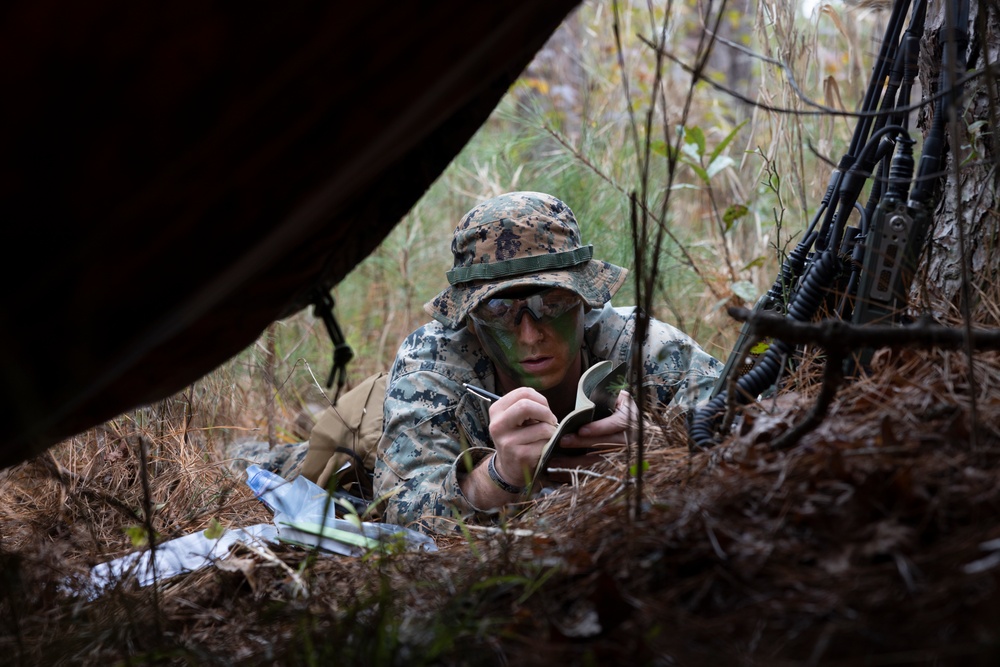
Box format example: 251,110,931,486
2,338,999,666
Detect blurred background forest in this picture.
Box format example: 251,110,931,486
214,0,882,452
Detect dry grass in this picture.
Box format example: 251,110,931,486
3,326,1000,665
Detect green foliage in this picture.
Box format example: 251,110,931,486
125,525,158,548
672,123,746,187
723,204,749,232
203,517,225,540
192,0,891,467
629,459,650,477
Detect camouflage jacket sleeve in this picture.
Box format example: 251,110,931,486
373,321,499,531
585,305,722,409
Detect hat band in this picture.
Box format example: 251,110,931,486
446,245,593,286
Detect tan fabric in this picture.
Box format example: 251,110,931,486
301,371,388,499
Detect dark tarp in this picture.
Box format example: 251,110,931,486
0,1,581,467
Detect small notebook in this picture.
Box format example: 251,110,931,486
530,360,627,483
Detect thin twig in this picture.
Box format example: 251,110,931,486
640,32,994,120
544,125,723,298
238,540,310,599
546,467,623,484
770,349,846,450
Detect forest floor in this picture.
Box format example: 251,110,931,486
2,341,1000,666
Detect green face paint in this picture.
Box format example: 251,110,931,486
475,304,584,392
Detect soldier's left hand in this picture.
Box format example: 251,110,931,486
557,389,638,453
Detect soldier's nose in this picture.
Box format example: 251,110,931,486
516,314,545,343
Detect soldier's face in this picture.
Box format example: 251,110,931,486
469,288,585,392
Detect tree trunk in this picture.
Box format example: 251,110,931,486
921,1,1000,320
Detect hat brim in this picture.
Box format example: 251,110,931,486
424,260,628,329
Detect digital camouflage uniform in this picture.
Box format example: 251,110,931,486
225,439,309,480
374,191,722,532
374,303,721,530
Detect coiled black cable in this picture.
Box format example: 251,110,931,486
689,247,842,449
687,0,966,451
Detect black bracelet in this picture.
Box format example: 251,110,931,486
486,453,526,495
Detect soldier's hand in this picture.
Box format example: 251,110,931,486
544,391,637,483
487,386,557,487
558,389,638,451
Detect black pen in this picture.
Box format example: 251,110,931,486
463,383,501,403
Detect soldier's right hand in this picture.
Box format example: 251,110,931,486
487,387,557,487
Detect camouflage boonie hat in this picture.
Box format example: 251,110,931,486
425,192,628,329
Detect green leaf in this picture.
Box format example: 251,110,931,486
681,139,702,165
750,340,771,355
338,502,363,529
708,119,748,164
731,280,758,302
685,126,706,156
650,139,669,157
742,256,768,270
203,518,226,540
723,204,749,231
629,460,651,476
126,525,149,548
689,163,710,185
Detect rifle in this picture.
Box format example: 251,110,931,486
688,0,970,450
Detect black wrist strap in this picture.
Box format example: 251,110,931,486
487,453,526,495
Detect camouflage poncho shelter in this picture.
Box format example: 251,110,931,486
374,192,722,531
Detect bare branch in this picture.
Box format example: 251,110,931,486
729,307,1000,352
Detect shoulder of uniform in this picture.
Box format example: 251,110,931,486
392,320,489,386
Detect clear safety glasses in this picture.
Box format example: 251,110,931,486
468,287,582,331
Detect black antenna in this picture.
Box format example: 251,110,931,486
688,0,945,450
